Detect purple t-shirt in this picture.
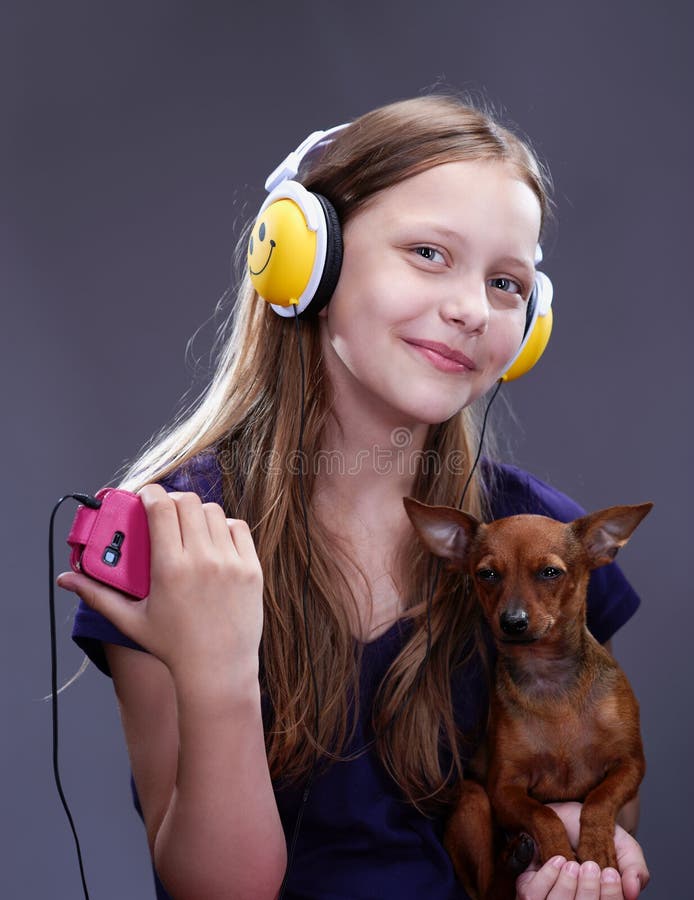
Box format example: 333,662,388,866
72,453,641,900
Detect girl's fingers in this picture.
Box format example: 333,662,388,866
56,571,142,644
164,490,212,555
574,862,604,900
139,484,184,569
202,504,260,571
143,486,225,560
141,487,258,566
516,855,564,899
599,868,625,899
226,517,260,562
549,860,583,899
202,502,237,549
516,858,632,900
620,866,647,900
614,824,649,899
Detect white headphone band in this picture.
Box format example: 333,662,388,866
264,123,350,193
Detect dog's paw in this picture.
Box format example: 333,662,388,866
577,837,617,870
502,832,536,875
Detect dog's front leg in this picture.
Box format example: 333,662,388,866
577,756,645,868
490,776,575,865
444,780,495,900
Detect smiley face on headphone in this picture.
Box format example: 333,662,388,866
247,180,342,317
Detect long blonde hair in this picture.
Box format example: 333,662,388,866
119,95,551,813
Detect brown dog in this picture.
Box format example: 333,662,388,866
403,498,652,899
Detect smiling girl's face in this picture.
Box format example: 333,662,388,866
318,159,542,431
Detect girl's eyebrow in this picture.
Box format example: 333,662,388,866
398,222,462,244
494,255,536,283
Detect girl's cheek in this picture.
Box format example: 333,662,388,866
495,315,526,361
486,324,512,360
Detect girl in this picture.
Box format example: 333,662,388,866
58,95,649,900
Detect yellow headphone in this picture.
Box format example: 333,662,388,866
501,245,554,382
247,126,346,317
247,125,554,380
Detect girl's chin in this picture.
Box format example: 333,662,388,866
427,387,484,416
397,376,495,421
395,398,476,427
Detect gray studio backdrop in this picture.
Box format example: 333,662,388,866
5,1,691,897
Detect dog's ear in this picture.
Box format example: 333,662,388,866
573,502,653,569
403,497,480,570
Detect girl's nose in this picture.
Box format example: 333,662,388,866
440,282,490,336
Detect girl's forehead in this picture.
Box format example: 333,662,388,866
382,159,535,206
349,159,541,245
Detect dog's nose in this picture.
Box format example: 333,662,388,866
500,610,529,635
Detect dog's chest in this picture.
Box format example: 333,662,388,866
523,712,608,800
494,687,625,801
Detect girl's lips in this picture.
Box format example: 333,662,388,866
404,339,476,373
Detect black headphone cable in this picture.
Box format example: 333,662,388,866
48,492,102,900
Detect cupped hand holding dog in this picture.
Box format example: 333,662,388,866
515,802,649,900
57,484,265,686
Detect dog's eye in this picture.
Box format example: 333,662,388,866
538,566,564,580
476,568,501,583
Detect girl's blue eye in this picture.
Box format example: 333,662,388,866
489,276,523,295
414,246,445,264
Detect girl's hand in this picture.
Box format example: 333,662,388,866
57,484,264,685
516,857,625,900
515,802,649,900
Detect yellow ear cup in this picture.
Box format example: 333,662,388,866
501,306,553,382
248,197,318,307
